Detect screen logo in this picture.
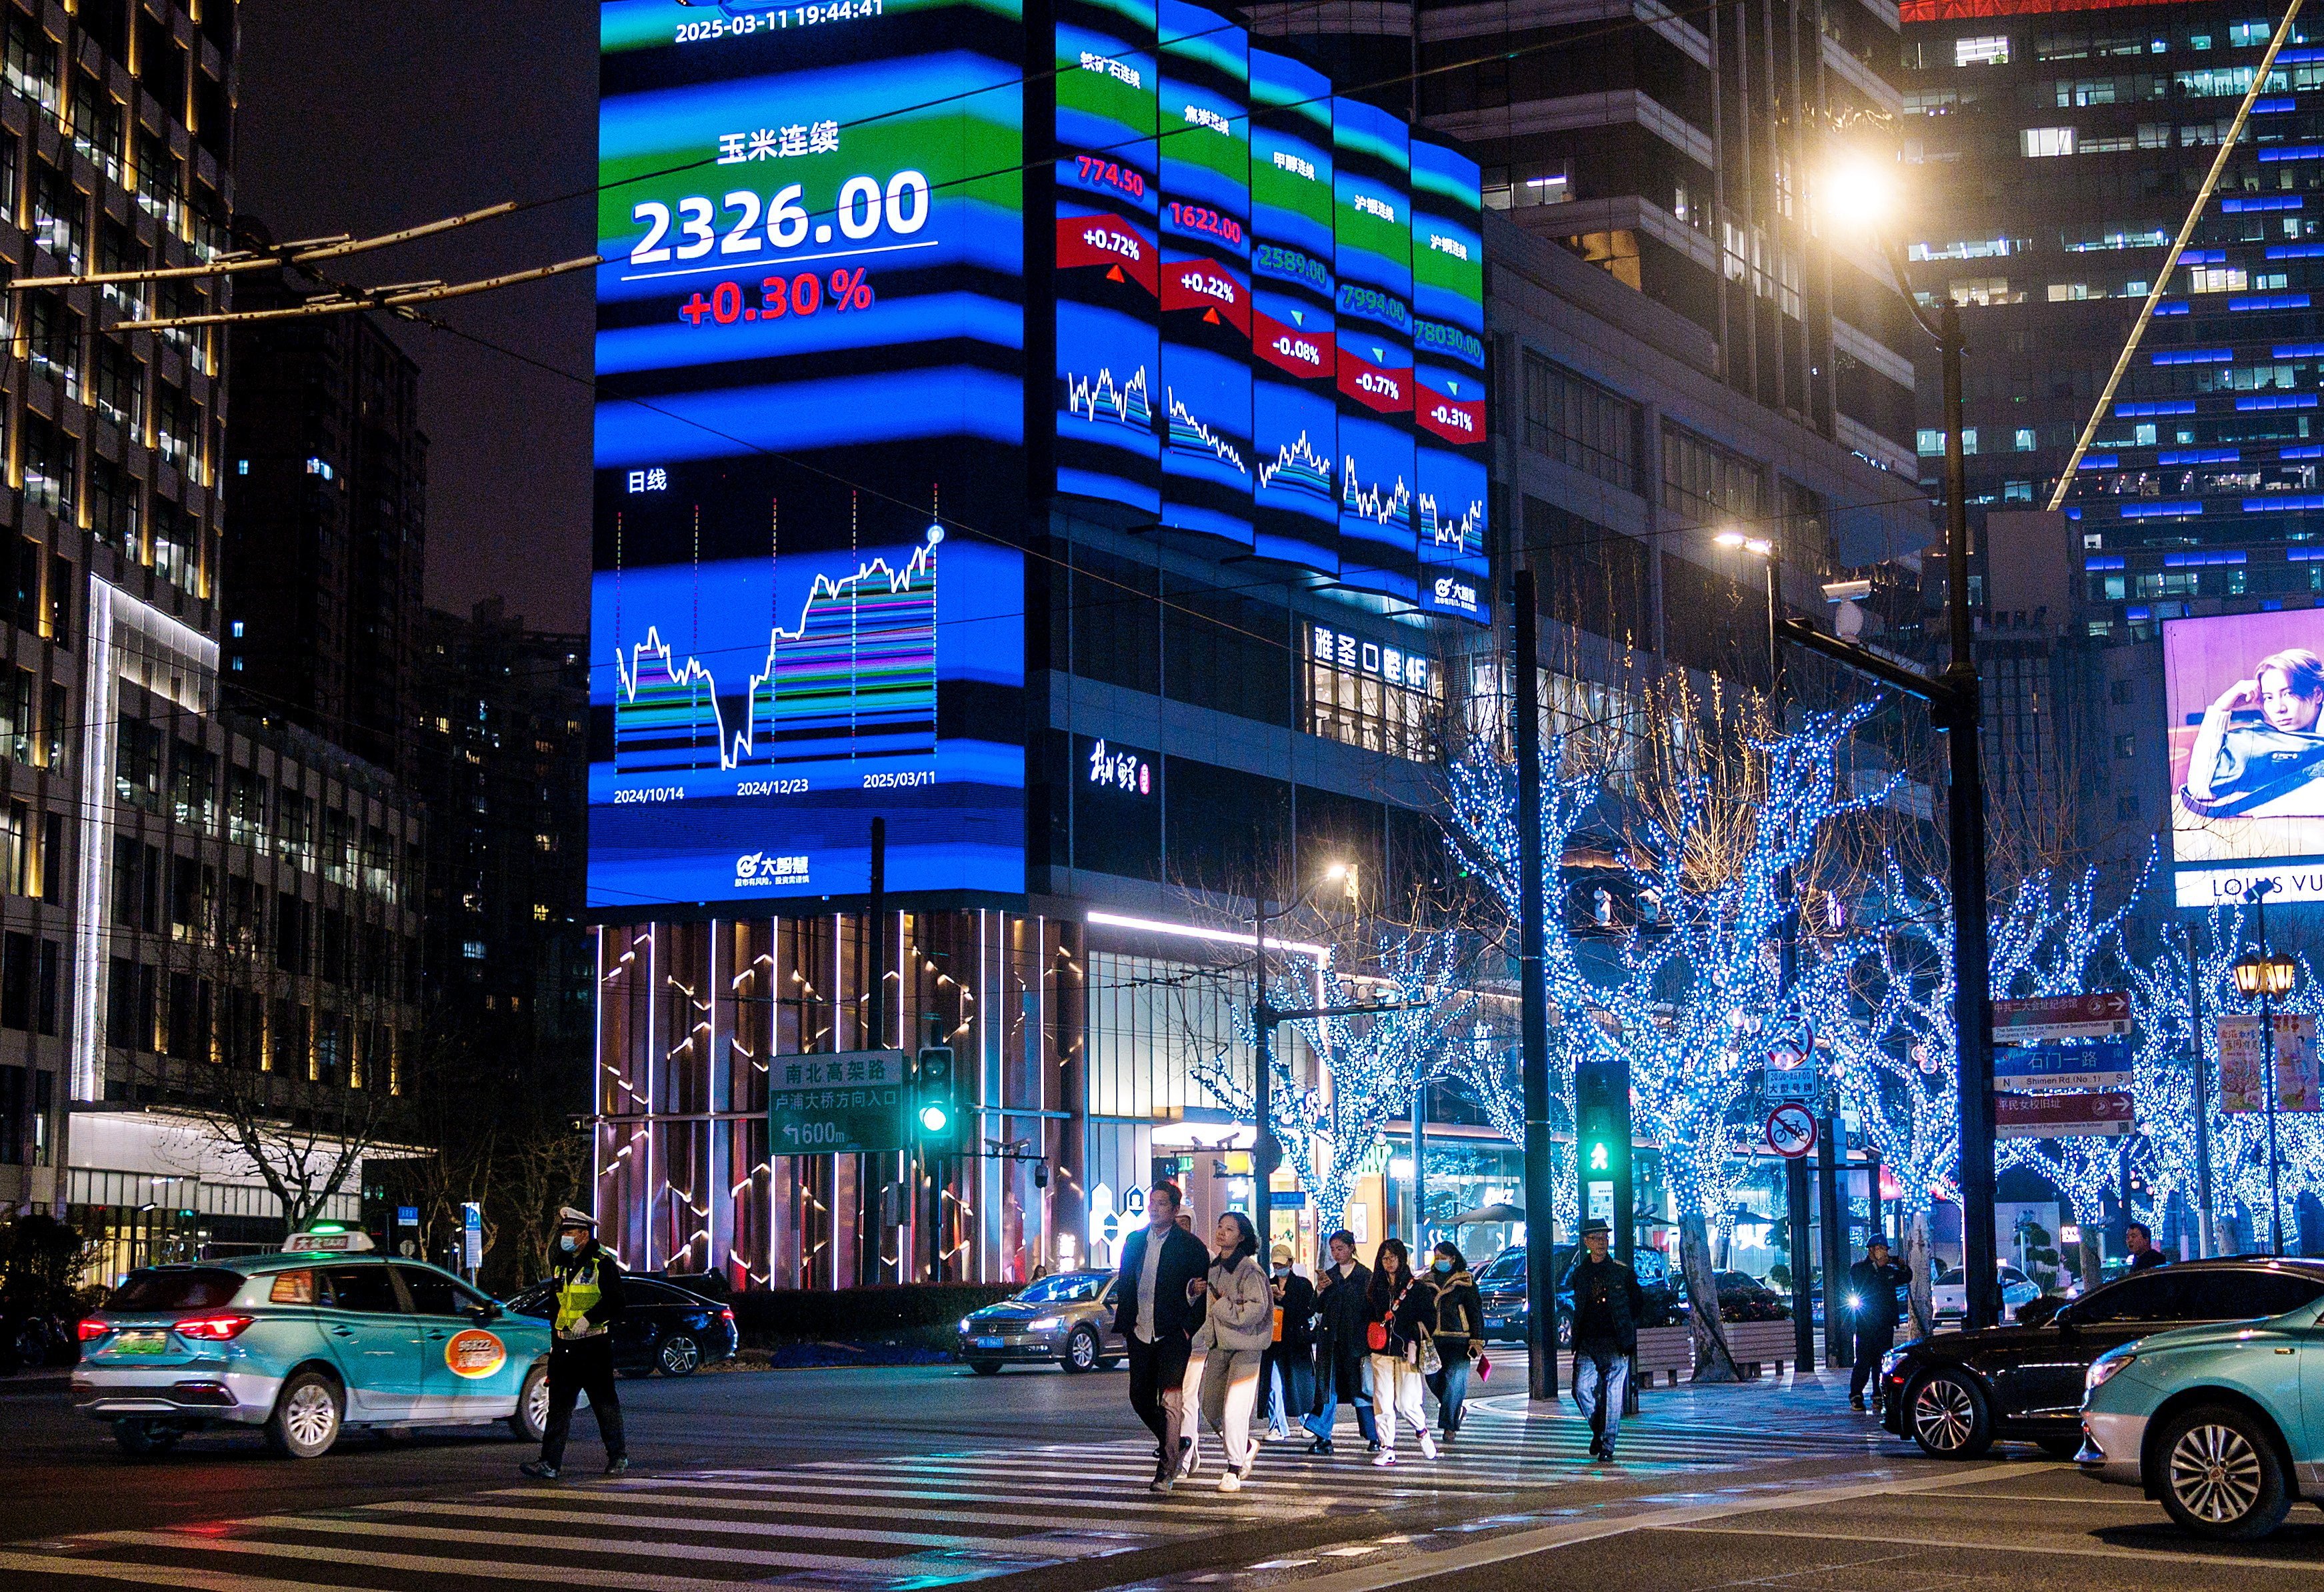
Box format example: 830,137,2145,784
737,851,811,890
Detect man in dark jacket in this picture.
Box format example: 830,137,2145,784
1113,1180,1211,1490
2125,1222,2166,1271
521,1206,629,1479
1564,1220,1643,1461
1261,1243,1317,1442
1302,1229,1381,1455
1846,1239,1912,1411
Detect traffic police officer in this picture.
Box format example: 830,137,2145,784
521,1206,630,1478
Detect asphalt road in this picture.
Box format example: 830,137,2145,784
3,1354,2320,1591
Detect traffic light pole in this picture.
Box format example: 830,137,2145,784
1819,1109,1848,1369
1513,569,1558,1402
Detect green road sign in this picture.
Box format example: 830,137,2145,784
769,1048,911,1154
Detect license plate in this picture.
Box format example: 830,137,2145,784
1484,1317,1505,1329
112,1330,168,1356
975,1336,1004,1349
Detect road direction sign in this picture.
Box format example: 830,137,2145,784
1765,1103,1818,1159
1993,991,2131,1043
1991,1036,2133,1090
768,1047,911,1154
1763,1041,1821,1101
1995,1089,2135,1138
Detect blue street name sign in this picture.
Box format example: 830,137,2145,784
1991,1036,2133,1090
1269,1189,1308,1209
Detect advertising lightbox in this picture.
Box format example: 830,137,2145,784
591,0,1027,913
2164,608,2324,906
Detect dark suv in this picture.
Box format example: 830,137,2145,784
1474,1244,1678,1347
1877,1257,2324,1459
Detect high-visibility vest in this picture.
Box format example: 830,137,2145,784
555,1254,605,1335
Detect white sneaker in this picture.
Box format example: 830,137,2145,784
1419,1433,1439,1460
1371,1449,1397,1467
1218,1470,1242,1492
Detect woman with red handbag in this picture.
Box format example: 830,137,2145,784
1362,1239,1437,1467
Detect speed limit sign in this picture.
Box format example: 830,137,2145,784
1764,1103,1817,1159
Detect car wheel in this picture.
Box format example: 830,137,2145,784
1061,1326,1100,1373
111,1418,181,1455
265,1369,344,1460
659,1333,702,1377
507,1361,551,1443
1907,1371,1991,1459
969,1359,1003,1375
2157,1405,2291,1541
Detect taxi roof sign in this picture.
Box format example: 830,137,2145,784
282,1227,375,1253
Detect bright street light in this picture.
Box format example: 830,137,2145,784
1821,151,1899,235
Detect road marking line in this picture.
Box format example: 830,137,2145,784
77,1532,779,1592
603,1479,1286,1521
370,1498,1160,1554
1156,1462,2047,1592
1661,1519,2317,1573
210,1515,874,1569
1899,1491,2159,1505
0,1553,355,1592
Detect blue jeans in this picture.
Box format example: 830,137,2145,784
1426,1358,1471,1435
1304,1349,1379,1445
1573,1345,1629,1450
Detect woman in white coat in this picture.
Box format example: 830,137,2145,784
1191,1209,1271,1491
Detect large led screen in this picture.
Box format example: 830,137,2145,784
1411,139,1487,623
592,0,1027,913
1249,48,1337,573
1332,96,1416,605
2165,608,2324,906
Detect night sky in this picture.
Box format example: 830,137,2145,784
234,0,601,633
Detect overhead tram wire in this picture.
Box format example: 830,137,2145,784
2046,0,2309,508
2,200,525,294
109,253,603,333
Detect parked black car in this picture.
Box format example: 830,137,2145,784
1877,1257,2324,1459
507,1274,740,1377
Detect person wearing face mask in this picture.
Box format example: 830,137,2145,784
521,1207,629,1479
1259,1243,1316,1443
1421,1241,1482,1441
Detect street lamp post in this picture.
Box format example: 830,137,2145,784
2232,880,2297,1257
1251,865,1354,1203
1771,160,1999,1331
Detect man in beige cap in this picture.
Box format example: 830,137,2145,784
1260,1242,1315,1442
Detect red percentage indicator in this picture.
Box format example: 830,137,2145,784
679,270,876,327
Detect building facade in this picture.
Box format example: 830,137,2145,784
219,266,427,781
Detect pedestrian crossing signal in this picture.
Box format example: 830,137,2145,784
915,1047,959,1147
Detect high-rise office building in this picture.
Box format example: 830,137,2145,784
219,266,427,781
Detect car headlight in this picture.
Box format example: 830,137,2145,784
959,1317,973,1334
2085,1353,2136,1394
1028,1316,1064,1332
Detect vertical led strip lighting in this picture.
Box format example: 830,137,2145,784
1155,0,1253,546
1410,140,1488,622
1248,48,1338,573
1332,97,1417,603
1054,0,1161,515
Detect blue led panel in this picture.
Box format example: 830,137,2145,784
1332,96,1415,603
1249,47,1338,573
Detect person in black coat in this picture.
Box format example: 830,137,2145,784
1563,1220,1643,1461
1260,1243,1317,1441
1845,1239,1912,1411
1113,1180,1213,1489
1302,1229,1380,1455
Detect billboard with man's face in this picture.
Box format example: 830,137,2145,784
2165,609,2324,906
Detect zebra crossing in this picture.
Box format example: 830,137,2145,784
0,1403,1879,1592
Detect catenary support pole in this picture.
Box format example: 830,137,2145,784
1514,568,1557,1401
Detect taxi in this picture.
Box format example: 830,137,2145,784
72,1225,552,1459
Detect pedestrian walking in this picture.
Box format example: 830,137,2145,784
2125,1222,2166,1271
1563,1219,1641,1462
1302,1229,1379,1455
1364,1238,1437,1467
1113,1179,1211,1492
520,1207,629,1480
1193,1211,1271,1491
1846,1239,1911,1412
1261,1243,1316,1443
1421,1241,1483,1441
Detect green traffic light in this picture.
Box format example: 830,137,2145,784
919,1103,950,1134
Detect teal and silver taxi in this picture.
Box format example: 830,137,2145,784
2078,1259,2324,1540
72,1226,551,1459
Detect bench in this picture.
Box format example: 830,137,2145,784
1722,1317,1801,1379
1633,1325,1693,1386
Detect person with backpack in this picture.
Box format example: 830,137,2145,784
1363,1238,1437,1467
1421,1240,1483,1441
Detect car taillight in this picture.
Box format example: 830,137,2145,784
76,1318,111,1342
174,1313,257,1341
719,1307,735,1325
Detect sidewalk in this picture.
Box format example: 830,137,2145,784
1473,1344,1887,1434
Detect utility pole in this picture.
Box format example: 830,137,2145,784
1771,299,1996,1330
1787,1157,1814,1370
1819,1108,1849,1368
2185,920,2215,1258
1514,567,1558,1401
1253,893,1279,1205
1411,1078,1426,1245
